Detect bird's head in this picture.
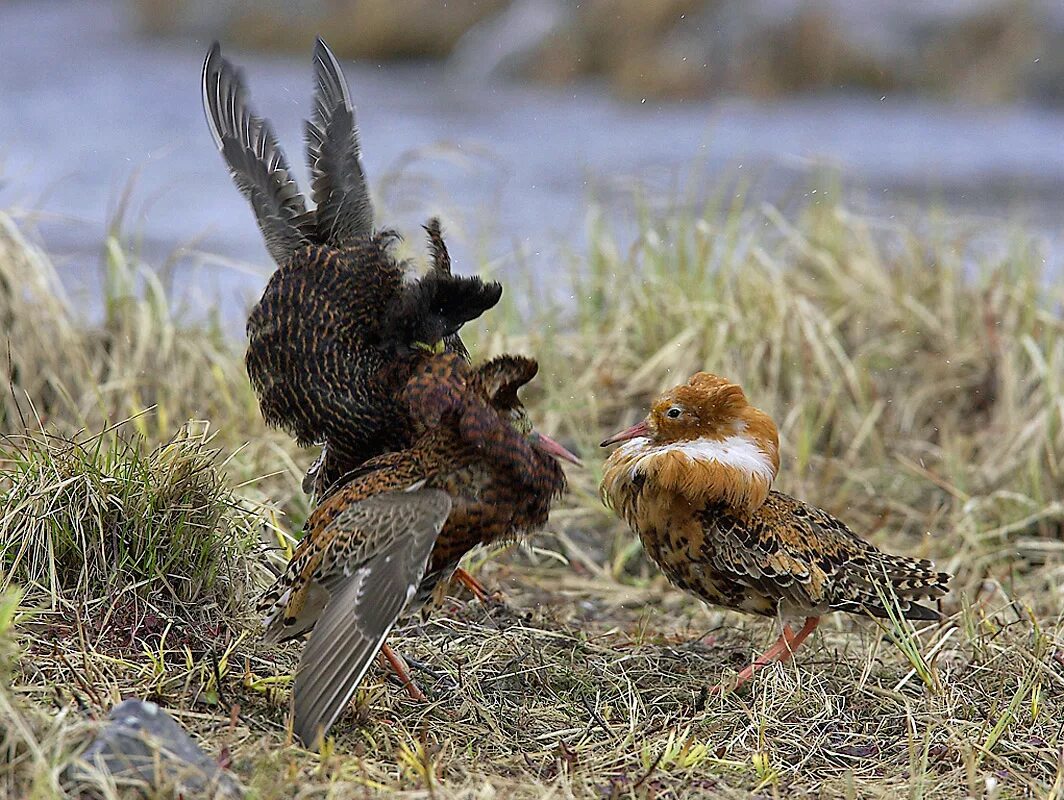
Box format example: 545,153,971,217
601,373,773,448
472,355,581,467
381,271,502,357
600,372,779,513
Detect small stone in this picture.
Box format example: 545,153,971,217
67,699,242,799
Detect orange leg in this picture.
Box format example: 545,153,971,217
773,617,819,666
378,643,427,701
453,566,494,604
711,616,820,694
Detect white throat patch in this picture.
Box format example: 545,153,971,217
620,434,775,482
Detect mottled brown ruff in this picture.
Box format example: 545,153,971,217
600,372,950,692
258,352,573,747
202,39,501,493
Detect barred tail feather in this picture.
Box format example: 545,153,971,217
835,553,951,622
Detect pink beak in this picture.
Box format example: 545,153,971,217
599,419,649,447
532,432,583,466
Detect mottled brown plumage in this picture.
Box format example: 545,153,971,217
259,353,575,746
600,372,950,691
202,40,502,493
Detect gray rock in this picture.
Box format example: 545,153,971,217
68,699,242,799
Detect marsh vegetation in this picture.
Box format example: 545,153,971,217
1,197,1062,797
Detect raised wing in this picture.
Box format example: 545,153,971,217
290,488,451,748
202,42,311,265
305,37,374,246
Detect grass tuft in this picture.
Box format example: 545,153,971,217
0,421,257,612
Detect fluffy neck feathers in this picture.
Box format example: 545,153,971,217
602,424,779,516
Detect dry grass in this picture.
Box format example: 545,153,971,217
1,196,1063,798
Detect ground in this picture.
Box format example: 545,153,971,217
1,198,1062,799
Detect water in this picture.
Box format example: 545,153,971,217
2,0,1063,324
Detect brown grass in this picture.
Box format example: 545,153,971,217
1,197,1062,798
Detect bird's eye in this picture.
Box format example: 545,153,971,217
666,407,683,419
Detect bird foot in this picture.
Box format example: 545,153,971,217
378,643,428,702
453,567,504,605
404,655,459,694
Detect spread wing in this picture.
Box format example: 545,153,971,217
704,492,949,620
305,37,374,246
202,42,312,265
290,488,451,748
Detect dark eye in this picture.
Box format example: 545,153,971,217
666,407,682,419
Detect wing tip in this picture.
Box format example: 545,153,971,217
293,708,330,752
201,41,224,148
287,489,450,747
312,36,352,108
203,40,222,79
901,601,943,622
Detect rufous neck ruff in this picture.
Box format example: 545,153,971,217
602,429,778,515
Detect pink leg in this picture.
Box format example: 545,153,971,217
379,643,427,701
774,616,819,665
711,617,820,694
453,567,494,604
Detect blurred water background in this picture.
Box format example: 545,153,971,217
1,0,1063,324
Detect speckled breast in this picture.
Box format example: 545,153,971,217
635,495,777,617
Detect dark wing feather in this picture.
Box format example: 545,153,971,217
291,488,451,748
704,492,950,621
305,37,374,246
202,42,311,264
424,218,452,276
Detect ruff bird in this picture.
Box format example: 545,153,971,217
202,39,501,494
600,372,950,692
259,352,578,746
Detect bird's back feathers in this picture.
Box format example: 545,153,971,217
697,491,950,620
